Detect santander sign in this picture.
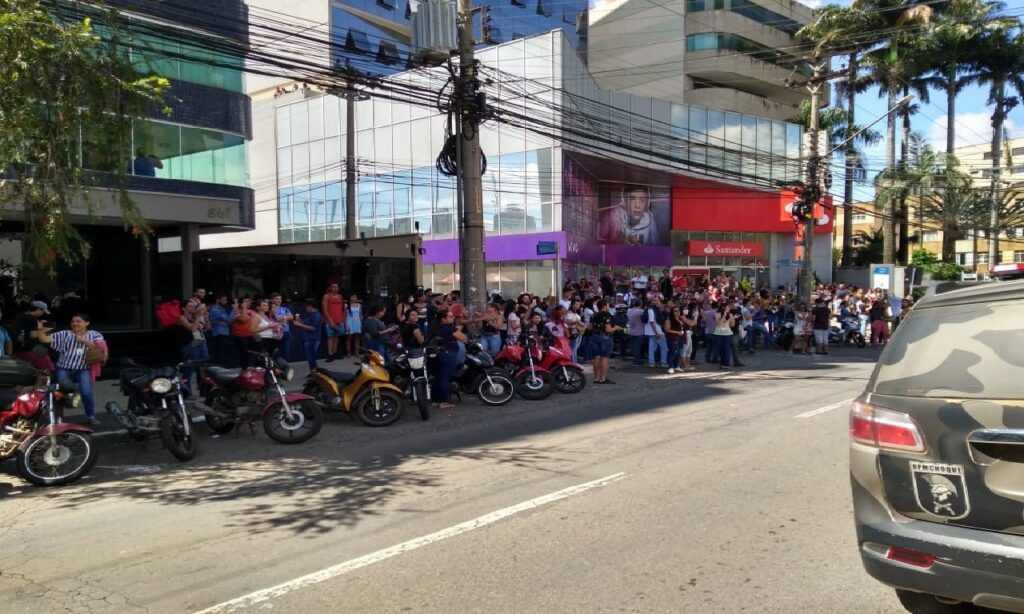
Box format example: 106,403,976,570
687,241,765,257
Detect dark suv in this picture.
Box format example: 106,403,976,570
851,280,1024,613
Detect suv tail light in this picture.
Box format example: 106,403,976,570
850,400,926,453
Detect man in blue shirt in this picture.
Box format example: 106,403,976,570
132,148,163,177
292,300,323,372
208,294,236,367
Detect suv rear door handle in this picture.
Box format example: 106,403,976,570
968,429,1024,464
968,430,1024,445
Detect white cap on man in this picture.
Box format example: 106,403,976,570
30,300,50,314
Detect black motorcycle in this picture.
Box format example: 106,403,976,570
387,347,435,421
452,341,515,406
106,360,200,461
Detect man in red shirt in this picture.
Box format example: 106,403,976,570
322,283,347,362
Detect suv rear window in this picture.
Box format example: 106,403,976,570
870,301,1024,399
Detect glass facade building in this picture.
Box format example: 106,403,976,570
271,32,810,294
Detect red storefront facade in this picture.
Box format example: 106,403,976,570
670,177,833,287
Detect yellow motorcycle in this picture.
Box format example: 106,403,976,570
302,350,406,426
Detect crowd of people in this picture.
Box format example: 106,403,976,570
0,270,910,421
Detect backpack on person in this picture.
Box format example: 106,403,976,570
155,300,182,329
641,308,650,324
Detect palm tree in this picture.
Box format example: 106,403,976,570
854,0,937,264
921,0,1011,156
912,159,990,261
971,22,1024,265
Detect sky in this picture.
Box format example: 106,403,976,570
821,0,1024,205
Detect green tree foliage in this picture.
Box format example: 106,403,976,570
911,248,964,280
0,0,168,271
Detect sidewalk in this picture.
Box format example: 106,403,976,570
66,344,881,437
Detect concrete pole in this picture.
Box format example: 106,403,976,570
346,87,358,241
180,223,198,301
840,52,857,268
458,0,487,316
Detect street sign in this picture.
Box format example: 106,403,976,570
536,241,559,255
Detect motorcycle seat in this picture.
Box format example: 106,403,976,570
316,368,357,384
205,366,242,385
0,387,20,409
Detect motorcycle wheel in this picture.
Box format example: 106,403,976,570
356,389,405,427
476,373,515,406
513,371,553,400
853,332,867,348
263,400,324,444
414,381,430,421
16,432,98,487
160,412,197,462
553,366,586,394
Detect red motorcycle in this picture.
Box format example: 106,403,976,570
0,377,97,486
198,351,324,444
537,337,587,394
494,336,554,400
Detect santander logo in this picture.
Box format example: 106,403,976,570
688,241,765,257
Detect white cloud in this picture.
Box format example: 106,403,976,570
926,111,1014,152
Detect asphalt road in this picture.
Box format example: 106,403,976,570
0,349,904,613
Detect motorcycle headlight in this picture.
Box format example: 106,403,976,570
282,367,295,382
408,356,425,370
150,378,173,394
68,393,82,409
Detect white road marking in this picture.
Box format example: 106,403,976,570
794,398,855,419
193,472,629,614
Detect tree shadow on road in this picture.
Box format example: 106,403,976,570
1,352,868,535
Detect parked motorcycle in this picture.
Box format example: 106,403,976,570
106,360,201,461
537,337,586,394
0,376,96,486
828,315,867,348
455,342,516,405
303,350,406,427
494,337,554,400
199,351,324,444
387,347,435,421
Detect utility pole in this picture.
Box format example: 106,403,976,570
345,86,358,240
840,52,857,268
796,56,828,302
456,0,487,315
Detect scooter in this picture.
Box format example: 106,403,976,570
828,315,867,348
0,375,96,486
199,351,324,444
494,336,554,400
537,337,586,394
303,350,407,427
107,359,201,461
451,341,516,406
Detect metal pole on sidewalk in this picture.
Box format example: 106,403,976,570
346,86,358,241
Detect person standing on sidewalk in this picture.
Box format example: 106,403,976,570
626,300,645,366
39,314,104,426
345,294,363,358
208,294,236,367
271,293,294,362
321,283,346,362
292,301,323,373
177,300,210,389
644,299,668,368
7,301,53,371
253,299,282,356
811,298,832,355
713,304,735,370
589,299,616,384
231,297,257,366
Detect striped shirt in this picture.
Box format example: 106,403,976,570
49,330,104,371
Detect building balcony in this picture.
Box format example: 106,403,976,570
685,86,797,121
684,49,807,107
